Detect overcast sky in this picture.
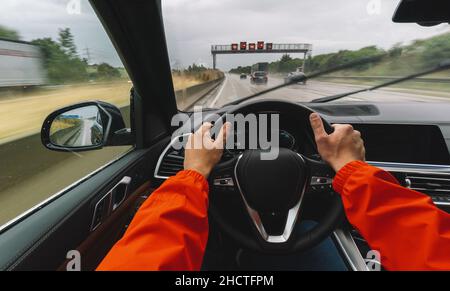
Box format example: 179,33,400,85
0,0,120,66
162,0,450,70
0,0,449,70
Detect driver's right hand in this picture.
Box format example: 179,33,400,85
309,113,366,172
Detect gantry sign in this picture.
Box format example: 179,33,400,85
211,42,313,70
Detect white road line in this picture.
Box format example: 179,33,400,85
82,121,90,145
209,75,228,108
230,78,239,98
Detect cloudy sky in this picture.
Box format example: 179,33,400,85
162,0,450,70
1,0,449,70
0,0,120,66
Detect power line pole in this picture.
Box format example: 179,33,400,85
83,47,91,64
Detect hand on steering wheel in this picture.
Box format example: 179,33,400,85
310,113,365,172
184,122,231,178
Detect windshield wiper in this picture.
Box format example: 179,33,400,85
223,53,387,107
311,60,450,103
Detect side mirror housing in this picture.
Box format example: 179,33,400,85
41,101,133,152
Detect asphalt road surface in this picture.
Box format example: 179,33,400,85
197,73,450,108
72,120,98,147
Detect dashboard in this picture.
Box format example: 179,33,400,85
353,123,450,165
155,100,450,271
221,106,450,166
157,101,450,207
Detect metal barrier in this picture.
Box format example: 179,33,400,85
175,77,224,110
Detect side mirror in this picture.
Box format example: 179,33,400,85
41,101,133,152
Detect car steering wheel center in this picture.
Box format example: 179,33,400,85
235,148,308,242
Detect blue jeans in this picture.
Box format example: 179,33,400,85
238,221,348,271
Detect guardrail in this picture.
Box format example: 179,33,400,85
175,77,224,110
319,76,450,83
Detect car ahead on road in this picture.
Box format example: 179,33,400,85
240,73,247,80
0,0,450,272
250,71,268,85
284,72,307,85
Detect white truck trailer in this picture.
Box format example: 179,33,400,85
0,38,46,88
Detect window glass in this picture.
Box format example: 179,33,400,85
0,0,132,225
162,0,450,109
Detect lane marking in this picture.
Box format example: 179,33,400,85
209,75,228,108
230,77,238,98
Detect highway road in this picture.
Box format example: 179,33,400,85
197,73,450,108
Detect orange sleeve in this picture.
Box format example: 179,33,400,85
97,170,209,271
333,161,450,271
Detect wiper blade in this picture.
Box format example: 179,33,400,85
312,59,450,103
223,53,387,107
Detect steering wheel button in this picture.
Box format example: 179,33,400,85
214,177,235,187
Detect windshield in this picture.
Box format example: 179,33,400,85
162,0,450,110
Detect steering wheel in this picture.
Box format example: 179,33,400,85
208,100,344,254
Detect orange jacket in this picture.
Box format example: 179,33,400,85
333,161,450,271
98,162,450,271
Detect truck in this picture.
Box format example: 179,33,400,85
0,38,46,88
250,62,269,85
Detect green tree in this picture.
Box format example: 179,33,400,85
31,30,88,84
96,63,121,80
0,25,20,40
230,66,251,74
58,28,78,58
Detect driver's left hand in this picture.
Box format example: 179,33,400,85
184,122,231,178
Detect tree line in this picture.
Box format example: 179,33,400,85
230,31,450,76
172,63,224,82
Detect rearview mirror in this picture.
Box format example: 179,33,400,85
393,0,450,26
41,101,133,152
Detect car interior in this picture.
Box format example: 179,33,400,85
0,0,450,271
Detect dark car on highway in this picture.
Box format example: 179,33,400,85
250,71,268,85
240,73,247,80
284,72,307,85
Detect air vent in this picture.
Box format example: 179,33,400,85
155,135,190,179
156,149,185,178
405,173,450,205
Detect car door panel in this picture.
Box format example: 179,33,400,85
0,137,170,271
57,182,155,271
